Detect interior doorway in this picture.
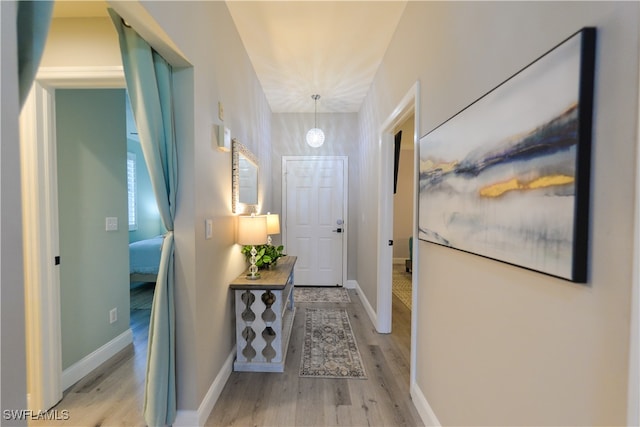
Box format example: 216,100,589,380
391,116,415,313
377,82,420,386
20,68,141,412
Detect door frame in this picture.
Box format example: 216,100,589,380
629,23,640,423
282,156,349,287
21,66,125,410
377,82,420,381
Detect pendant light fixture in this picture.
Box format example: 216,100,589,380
306,94,325,148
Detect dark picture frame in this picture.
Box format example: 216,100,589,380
418,27,596,283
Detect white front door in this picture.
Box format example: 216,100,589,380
283,157,347,286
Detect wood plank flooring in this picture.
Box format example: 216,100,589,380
29,285,421,427
206,288,422,427
29,291,151,427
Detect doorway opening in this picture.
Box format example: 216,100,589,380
21,71,155,421
377,82,420,387
390,116,415,352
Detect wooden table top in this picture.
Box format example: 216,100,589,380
229,255,297,290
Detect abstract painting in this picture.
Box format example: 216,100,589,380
418,28,596,282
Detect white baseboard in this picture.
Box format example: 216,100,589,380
174,350,235,427
349,280,378,328
411,382,442,426
344,279,357,289
62,329,133,391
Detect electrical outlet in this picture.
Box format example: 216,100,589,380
109,308,117,324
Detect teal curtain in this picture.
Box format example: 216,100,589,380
17,0,54,107
109,11,177,426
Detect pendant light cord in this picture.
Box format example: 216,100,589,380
312,94,320,128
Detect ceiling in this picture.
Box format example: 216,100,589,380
52,1,407,113
226,1,407,113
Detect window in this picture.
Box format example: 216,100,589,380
127,152,137,231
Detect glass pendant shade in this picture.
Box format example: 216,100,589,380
306,127,325,148
306,94,324,148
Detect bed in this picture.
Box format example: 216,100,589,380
129,235,163,284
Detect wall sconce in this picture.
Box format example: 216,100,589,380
237,214,268,279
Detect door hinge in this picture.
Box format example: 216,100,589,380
54,256,61,265
388,240,394,246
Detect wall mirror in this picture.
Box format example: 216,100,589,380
232,139,259,214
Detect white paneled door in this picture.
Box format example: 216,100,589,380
283,157,347,286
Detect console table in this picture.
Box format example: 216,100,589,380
229,256,296,372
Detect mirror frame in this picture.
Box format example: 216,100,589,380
232,139,259,214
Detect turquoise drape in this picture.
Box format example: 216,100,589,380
17,0,54,107
109,11,178,426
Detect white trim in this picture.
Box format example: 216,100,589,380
410,382,442,427
61,329,133,391
378,82,421,389
410,82,421,395
282,156,349,287
377,83,420,335
350,280,378,328
21,82,63,411
376,133,394,334
628,16,640,424
36,66,125,88
344,279,358,289
174,350,235,427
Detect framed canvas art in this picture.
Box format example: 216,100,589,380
418,28,596,282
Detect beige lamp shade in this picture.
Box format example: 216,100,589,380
266,213,280,235
237,214,268,246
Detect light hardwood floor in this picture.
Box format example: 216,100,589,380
30,291,151,427
205,288,422,427
30,286,421,427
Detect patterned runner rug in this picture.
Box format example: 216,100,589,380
299,308,367,379
294,287,351,303
392,266,412,310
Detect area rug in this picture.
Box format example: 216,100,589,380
299,308,367,379
294,287,351,303
392,266,412,310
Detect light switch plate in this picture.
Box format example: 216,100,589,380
205,219,213,239
106,217,118,231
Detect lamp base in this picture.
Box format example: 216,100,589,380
247,245,260,280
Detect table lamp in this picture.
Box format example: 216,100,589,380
237,214,268,279
266,212,280,245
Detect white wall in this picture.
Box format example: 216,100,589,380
360,2,639,425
